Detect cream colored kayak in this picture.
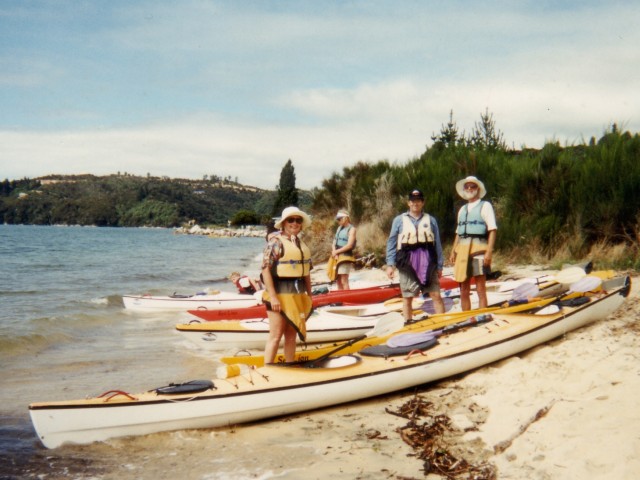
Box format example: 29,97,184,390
29,275,629,449
221,273,616,366
175,290,515,350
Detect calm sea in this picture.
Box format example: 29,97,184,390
0,225,268,478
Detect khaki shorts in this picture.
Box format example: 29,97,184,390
336,262,353,275
399,267,440,298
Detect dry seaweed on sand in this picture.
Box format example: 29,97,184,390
386,394,497,480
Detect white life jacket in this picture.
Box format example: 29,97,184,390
397,213,434,250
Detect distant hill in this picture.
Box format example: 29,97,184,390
0,173,310,227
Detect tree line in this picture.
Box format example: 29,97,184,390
1,159,310,228
310,115,639,270
3,113,638,269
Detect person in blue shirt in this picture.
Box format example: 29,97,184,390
385,189,445,322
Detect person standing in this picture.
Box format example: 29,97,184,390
449,176,497,310
330,210,357,290
386,189,445,322
261,206,314,363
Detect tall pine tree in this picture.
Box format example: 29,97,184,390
272,159,299,216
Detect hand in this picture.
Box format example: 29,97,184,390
271,298,281,312
386,266,395,280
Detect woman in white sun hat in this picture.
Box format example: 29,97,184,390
261,206,313,363
449,176,497,310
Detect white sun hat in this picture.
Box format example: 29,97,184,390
455,176,487,199
274,206,312,229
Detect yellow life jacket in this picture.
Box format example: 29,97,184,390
397,213,434,250
275,235,312,278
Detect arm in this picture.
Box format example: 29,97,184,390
261,237,282,310
431,216,444,272
481,202,497,267
484,229,496,267
385,216,401,279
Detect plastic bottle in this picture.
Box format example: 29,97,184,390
216,364,251,379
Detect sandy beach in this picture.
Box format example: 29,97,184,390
10,263,638,480
290,265,640,479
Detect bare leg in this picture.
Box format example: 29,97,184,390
337,274,350,290
428,291,445,314
460,280,472,311
402,297,413,322
264,310,286,363
282,322,298,362
475,275,488,308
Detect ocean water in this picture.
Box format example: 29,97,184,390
0,225,268,478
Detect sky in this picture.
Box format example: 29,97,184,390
1,1,638,190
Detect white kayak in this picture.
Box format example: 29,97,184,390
122,290,258,312
29,275,630,449
175,290,515,350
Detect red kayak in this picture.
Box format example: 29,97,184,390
187,276,463,322
188,284,402,321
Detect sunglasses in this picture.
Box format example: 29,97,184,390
285,217,303,224
464,184,478,190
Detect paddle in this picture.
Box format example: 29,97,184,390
531,275,602,306
386,312,495,349
290,312,405,368
553,266,587,285
496,265,586,293
383,275,603,351
305,282,540,366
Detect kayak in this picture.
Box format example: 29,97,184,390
186,283,403,321
176,290,516,350
123,283,404,314
122,290,258,312
29,275,630,449
221,273,620,366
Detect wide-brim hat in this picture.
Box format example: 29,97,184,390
335,210,350,219
274,206,312,229
455,176,486,199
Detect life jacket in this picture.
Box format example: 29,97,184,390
274,234,312,278
334,224,356,266
334,225,356,252
456,201,488,238
234,276,256,295
397,213,434,250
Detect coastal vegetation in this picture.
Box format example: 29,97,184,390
308,115,640,271
2,112,639,270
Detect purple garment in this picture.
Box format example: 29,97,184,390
409,248,430,285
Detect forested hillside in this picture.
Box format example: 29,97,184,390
0,174,277,227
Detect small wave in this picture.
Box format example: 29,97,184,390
94,294,125,307
0,289,41,296
0,331,75,357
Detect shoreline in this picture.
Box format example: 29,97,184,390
174,224,266,238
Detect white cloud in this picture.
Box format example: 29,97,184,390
1,1,639,189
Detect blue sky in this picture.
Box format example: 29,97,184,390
1,1,638,189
